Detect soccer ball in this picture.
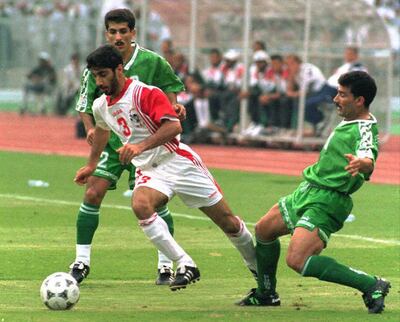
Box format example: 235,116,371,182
40,272,80,310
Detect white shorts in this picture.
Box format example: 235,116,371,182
133,143,223,208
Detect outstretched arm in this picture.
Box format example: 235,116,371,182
344,154,374,177
74,127,110,185
117,120,182,165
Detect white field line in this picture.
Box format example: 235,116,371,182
1,193,399,246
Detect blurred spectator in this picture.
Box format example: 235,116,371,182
134,6,171,53
171,51,189,82
242,50,271,136
306,46,367,111
147,10,171,53
259,54,292,133
243,52,291,136
329,46,368,85
219,49,244,132
181,72,226,144
49,1,69,65
253,40,267,52
160,38,175,66
101,0,130,18
0,2,15,16
201,48,224,121
55,52,83,115
375,0,397,21
285,54,326,132
20,51,57,115
0,1,12,65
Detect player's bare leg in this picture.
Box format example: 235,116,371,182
132,187,199,290
200,198,257,276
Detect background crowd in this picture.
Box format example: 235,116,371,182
1,0,398,144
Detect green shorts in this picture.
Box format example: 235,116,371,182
278,181,353,246
93,143,136,190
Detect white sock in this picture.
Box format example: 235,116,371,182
140,214,195,267
157,250,174,270
75,244,91,266
227,217,257,272
156,209,174,269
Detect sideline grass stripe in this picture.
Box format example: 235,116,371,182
1,193,399,246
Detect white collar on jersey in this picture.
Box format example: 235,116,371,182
124,42,140,71
338,113,377,126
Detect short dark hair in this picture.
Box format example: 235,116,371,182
345,45,359,55
209,48,221,56
253,40,266,51
286,54,302,64
270,54,283,62
105,8,136,30
87,45,123,70
338,71,377,108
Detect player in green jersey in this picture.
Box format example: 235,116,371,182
70,9,185,285
237,71,390,313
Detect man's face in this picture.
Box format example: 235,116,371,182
225,59,236,68
333,84,364,120
210,53,221,67
271,59,283,73
344,48,357,63
91,67,119,96
255,60,267,71
285,57,299,75
105,22,136,56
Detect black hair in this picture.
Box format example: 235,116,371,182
286,54,302,64
345,45,359,55
338,71,377,108
71,52,80,60
188,70,205,86
87,45,123,70
105,8,136,30
270,54,283,61
253,40,266,51
209,48,221,56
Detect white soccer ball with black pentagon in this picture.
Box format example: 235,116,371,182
40,272,80,310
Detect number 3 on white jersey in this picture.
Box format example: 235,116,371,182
117,117,131,136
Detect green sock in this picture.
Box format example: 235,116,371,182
302,255,376,292
156,205,174,236
76,203,99,244
256,238,281,296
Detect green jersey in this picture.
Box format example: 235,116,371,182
303,114,379,195
76,43,184,150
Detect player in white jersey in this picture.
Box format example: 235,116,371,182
74,45,257,291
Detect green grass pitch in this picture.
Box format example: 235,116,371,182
0,151,399,322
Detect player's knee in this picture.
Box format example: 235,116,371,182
84,186,105,205
286,251,305,273
132,198,154,220
255,221,272,241
255,219,278,241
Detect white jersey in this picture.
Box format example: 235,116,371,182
93,78,180,169
297,63,326,93
327,61,368,87
221,62,244,90
202,64,224,88
93,78,223,208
